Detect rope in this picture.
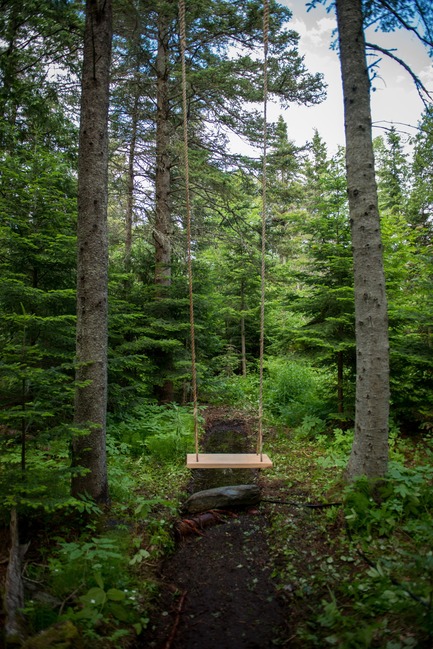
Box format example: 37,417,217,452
179,0,199,460
257,0,269,460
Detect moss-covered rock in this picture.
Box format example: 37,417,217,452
183,484,261,514
21,620,82,649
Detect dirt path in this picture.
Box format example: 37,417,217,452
141,410,291,648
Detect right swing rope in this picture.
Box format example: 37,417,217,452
182,0,272,469
257,0,269,462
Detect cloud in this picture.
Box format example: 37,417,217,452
279,0,427,153
292,16,335,49
419,65,433,86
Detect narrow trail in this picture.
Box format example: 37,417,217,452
141,410,290,649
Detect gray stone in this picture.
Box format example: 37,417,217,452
183,484,261,514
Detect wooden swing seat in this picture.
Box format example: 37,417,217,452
186,453,273,469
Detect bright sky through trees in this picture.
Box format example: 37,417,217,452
280,0,433,153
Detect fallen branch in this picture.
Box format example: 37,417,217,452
163,590,187,649
175,509,236,538
262,498,342,508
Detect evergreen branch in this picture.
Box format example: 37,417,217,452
375,0,433,52
365,41,433,106
414,0,433,44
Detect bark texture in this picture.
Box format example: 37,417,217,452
125,88,139,265
336,0,390,480
154,9,172,288
72,0,112,502
5,509,28,644
240,279,247,377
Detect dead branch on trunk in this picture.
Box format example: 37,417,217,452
5,507,29,645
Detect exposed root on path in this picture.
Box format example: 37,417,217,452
163,589,187,649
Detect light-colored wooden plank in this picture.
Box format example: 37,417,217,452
186,453,273,469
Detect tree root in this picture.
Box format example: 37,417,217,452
163,590,187,649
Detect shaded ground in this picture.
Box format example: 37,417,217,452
140,410,291,648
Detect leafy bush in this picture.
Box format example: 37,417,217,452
263,357,331,427
344,461,433,537
201,373,259,409
41,532,150,642
109,402,196,461
316,427,354,469
294,414,327,439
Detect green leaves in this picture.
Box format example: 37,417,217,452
109,402,196,461
344,461,433,537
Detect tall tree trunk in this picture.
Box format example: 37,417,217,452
0,10,19,150
5,509,28,644
336,0,389,480
240,279,247,377
153,8,175,403
72,0,112,503
154,9,172,288
125,90,139,266
337,350,344,414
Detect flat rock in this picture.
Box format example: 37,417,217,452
183,484,260,514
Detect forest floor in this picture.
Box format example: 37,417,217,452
139,407,337,649
1,407,430,648
0,407,352,649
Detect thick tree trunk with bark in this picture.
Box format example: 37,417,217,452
125,89,139,266
154,9,172,288
72,0,112,503
336,0,390,480
337,350,344,414
5,509,28,644
153,8,175,403
240,280,247,377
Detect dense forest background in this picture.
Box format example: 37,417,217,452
1,0,433,646
1,0,432,469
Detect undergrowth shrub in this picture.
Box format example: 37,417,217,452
201,373,259,409
344,461,433,537
108,402,196,461
328,459,433,647
317,422,407,471
294,445,433,648
264,357,331,427
29,531,151,643
24,492,177,643
294,414,327,439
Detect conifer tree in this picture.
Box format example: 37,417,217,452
292,145,354,416
408,107,433,243
71,0,112,503
376,123,433,429
108,0,326,402
336,0,390,479
0,0,80,483
311,0,433,479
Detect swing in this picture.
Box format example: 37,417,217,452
179,0,272,470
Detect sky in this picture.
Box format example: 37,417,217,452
272,0,433,155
